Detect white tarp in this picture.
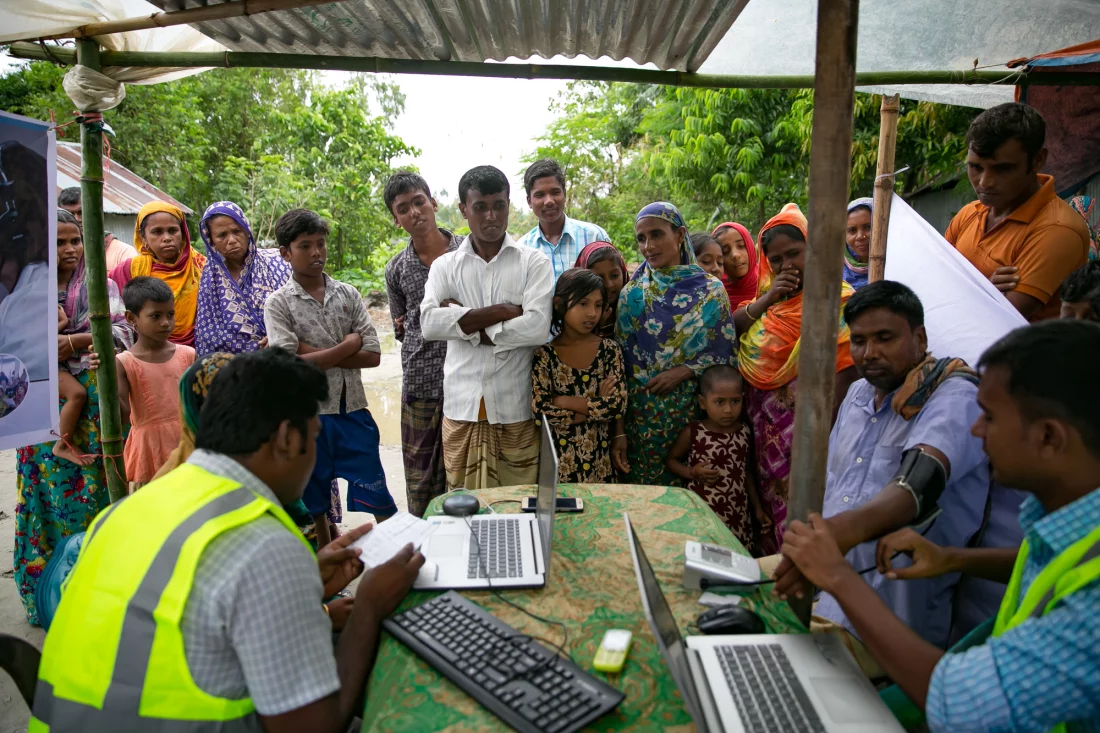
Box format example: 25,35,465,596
0,0,225,84
884,193,1026,367
698,0,1100,109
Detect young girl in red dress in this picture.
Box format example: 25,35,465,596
666,364,768,554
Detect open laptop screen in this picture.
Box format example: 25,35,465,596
536,415,558,579
624,512,705,726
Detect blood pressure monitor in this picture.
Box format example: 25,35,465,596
682,541,762,590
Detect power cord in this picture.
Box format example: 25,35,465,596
462,514,572,678
854,514,939,576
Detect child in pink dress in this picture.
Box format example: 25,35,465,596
666,364,767,555
117,277,195,489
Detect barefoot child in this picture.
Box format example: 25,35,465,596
690,232,726,280
117,277,196,490
532,268,627,483
264,208,395,546
53,305,90,465
666,364,766,554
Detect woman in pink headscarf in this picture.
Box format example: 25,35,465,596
711,222,760,309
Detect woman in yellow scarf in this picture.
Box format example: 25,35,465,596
109,201,206,346
733,203,858,551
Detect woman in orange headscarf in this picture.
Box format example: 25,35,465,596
733,203,858,552
109,202,206,346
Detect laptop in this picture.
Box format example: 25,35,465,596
414,416,558,590
624,513,903,733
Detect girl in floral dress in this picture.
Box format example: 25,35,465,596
532,268,627,483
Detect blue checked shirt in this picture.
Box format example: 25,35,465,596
925,487,1100,733
517,215,610,284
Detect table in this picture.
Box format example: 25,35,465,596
361,484,805,732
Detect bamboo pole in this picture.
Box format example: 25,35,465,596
12,42,1093,88
39,0,345,40
76,38,128,503
869,94,900,282
786,0,860,625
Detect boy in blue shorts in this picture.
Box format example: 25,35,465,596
264,209,395,544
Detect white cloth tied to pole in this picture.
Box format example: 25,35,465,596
63,65,127,112
884,193,1027,368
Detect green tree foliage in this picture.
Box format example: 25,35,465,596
0,62,415,292
523,82,978,248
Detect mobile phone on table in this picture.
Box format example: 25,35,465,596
521,497,584,513
593,629,632,673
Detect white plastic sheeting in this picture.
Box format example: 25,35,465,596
884,194,1026,368
696,0,1100,108
0,0,225,83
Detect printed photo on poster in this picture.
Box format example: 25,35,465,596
0,111,58,450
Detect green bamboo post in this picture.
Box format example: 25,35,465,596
76,38,128,503
9,42,1098,89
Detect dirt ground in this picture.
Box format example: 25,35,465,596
0,318,408,731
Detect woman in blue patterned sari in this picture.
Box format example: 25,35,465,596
613,202,737,485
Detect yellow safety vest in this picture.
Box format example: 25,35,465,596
991,524,1100,733
30,463,312,732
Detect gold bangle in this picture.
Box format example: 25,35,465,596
613,433,627,440
322,603,330,617
67,335,75,354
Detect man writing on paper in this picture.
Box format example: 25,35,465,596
946,103,1089,322
32,349,425,733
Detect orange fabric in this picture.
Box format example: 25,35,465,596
748,203,809,302
118,345,196,483
1008,39,1100,67
737,203,854,391
129,202,206,344
945,175,1089,322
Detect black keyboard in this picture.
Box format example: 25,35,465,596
467,517,523,579
385,591,624,733
715,643,826,733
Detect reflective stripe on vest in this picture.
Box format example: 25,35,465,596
31,466,308,732
991,525,1100,733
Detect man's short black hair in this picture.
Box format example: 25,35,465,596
195,348,329,456
1061,260,1100,316
58,187,81,207
700,364,742,395
459,165,510,205
383,171,432,214
122,275,173,314
966,102,1046,168
844,280,925,330
978,320,1100,457
523,159,566,198
275,208,329,248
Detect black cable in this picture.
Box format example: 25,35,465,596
854,516,939,575
462,515,572,677
699,577,775,590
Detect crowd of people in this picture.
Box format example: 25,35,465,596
11,100,1100,732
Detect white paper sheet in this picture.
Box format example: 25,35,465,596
698,592,743,608
884,194,1027,367
349,512,437,568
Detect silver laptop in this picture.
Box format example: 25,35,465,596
624,513,903,733
415,416,558,590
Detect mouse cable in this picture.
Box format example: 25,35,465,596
854,515,938,576
699,577,775,590
462,515,572,678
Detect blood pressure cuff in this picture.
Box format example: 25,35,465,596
891,447,947,526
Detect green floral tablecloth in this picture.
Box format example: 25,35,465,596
361,484,805,732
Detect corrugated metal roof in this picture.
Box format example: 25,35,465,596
55,142,193,216
149,0,747,72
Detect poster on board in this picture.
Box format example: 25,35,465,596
0,110,58,450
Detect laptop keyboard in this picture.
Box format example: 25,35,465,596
716,643,826,733
467,517,523,578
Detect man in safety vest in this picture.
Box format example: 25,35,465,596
32,347,425,733
781,319,1100,733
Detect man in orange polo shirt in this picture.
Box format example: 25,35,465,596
945,103,1089,321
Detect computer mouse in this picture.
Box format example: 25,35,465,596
696,605,766,636
442,494,480,517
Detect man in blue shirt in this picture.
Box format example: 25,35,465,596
773,281,1023,652
782,319,1100,733
518,159,610,283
